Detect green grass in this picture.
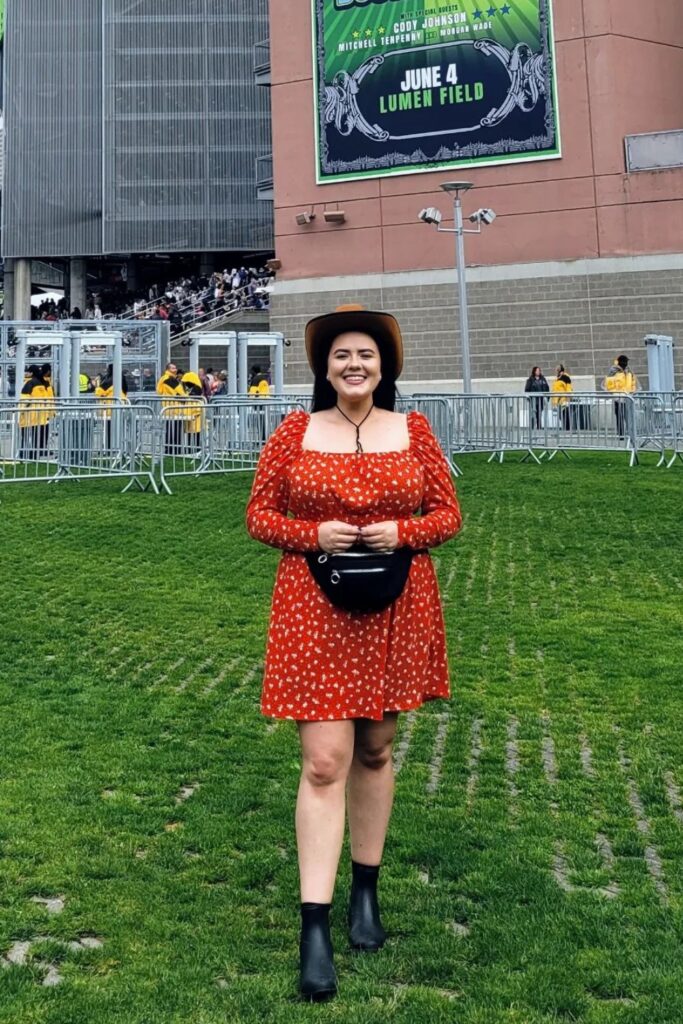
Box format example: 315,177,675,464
1,454,682,1023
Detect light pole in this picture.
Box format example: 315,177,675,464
419,182,496,394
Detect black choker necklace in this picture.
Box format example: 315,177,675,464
336,404,374,453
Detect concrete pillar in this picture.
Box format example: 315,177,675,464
69,258,87,315
14,258,32,322
126,256,139,295
199,252,214,278
3,259,16,320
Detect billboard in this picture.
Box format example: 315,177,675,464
313,0,560,183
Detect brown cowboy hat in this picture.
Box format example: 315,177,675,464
304,304,403,377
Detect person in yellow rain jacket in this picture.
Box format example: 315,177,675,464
180,370,205,452
248,367,272,441
156,362,185,453
603,354,639,440
19,364,55,460
248,365,272,397
96,364,129,449
550,365,573,430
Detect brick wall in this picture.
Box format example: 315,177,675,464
271,261,683,390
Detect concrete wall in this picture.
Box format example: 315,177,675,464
271,254,683,391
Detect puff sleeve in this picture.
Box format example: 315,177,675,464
246,410,320,552
396,412,462,549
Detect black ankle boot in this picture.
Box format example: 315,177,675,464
299,902,337,1001
348,861,387,951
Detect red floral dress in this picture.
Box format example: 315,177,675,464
246,410,462,721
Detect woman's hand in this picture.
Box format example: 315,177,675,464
318,521,362,554
359,521,399,551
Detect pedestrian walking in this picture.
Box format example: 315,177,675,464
602,354,639,439
550,364,573,430
524,366,549,429
246,303,462,1002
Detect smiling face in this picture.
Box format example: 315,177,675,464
326,331,381,403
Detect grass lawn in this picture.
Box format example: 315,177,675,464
1,454,682,1023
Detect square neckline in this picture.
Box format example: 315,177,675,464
300,410,413,456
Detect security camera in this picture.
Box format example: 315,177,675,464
295,212,315,226
418,207,442,225
469,208,496,225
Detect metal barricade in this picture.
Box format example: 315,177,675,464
631,393,672,467
413,393,538,463
155,397,209,495
277,393,313,411
396,395,460,475
0,399,158,491
208,398,305,466
670,394,683,468
156,399,305,495
411,392,659,466
537,392,637,464
5,392,682,488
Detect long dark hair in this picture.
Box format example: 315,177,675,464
310,334,398,412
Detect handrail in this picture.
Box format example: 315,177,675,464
103,278,271,346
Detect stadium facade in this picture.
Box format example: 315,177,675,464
267,0,683,389
1,0,272,318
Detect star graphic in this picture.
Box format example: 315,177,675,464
352,30,359,38
500,3,511,12
473,9,483,18
365,28,372,36
378,26,385,33
487,6,497,15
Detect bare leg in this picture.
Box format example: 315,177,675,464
296,720,355,903
347,714,399,865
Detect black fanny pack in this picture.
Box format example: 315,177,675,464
305,545,414,614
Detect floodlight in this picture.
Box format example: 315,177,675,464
469,208,497,225
418,207,442,225
323,210,346,224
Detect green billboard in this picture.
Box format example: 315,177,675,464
313,0,561,183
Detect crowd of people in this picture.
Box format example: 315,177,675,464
31,297,87,322
29,265,274,335
125,267,273,337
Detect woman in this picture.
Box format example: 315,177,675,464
550,364,573,430
246,304,462,1001
524,366,549,429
